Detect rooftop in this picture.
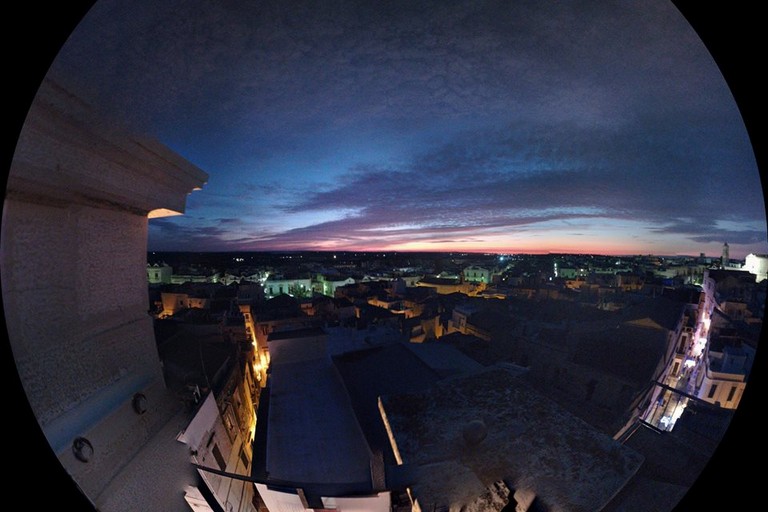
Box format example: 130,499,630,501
264,332,373,492
333,342,442,467
571,323,670,385
380,368,644,511
419,276,462,285
405,342,485,378
156,324,236,396
436,332,496,366
618,296,685,331
267,326,326,341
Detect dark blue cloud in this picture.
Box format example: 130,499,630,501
43,0,765,256
279,118,762,227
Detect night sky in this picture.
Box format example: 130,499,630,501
42,0,767,258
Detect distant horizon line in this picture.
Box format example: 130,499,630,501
147,249,754,259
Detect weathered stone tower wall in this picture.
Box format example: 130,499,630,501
2,78,208,509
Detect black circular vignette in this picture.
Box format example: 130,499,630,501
4,2,98,511
3,2,765,511
671,3,765,510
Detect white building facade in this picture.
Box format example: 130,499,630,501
147,262,173,284
463,265,491,283
264,277,312,298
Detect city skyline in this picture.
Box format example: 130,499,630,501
42,1,768,259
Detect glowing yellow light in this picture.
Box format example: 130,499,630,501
249,414,257,443
147,208,183,218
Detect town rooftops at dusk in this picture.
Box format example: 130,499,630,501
142,246,764,510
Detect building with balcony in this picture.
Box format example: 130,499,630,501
159,320,261,511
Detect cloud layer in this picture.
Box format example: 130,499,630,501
47,0,766,257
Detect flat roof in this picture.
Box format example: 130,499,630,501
332,343,442,466
380,368,644,511
571,323,669,385
325,324,403,357
404,342,484,377
267,326,326,341
266,356,372,489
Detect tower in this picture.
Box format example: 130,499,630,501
4,78,208,510
721,242,730,268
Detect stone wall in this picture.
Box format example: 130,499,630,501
2,78,208,509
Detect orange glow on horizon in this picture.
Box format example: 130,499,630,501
274,237,698,257
238,229,762,259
